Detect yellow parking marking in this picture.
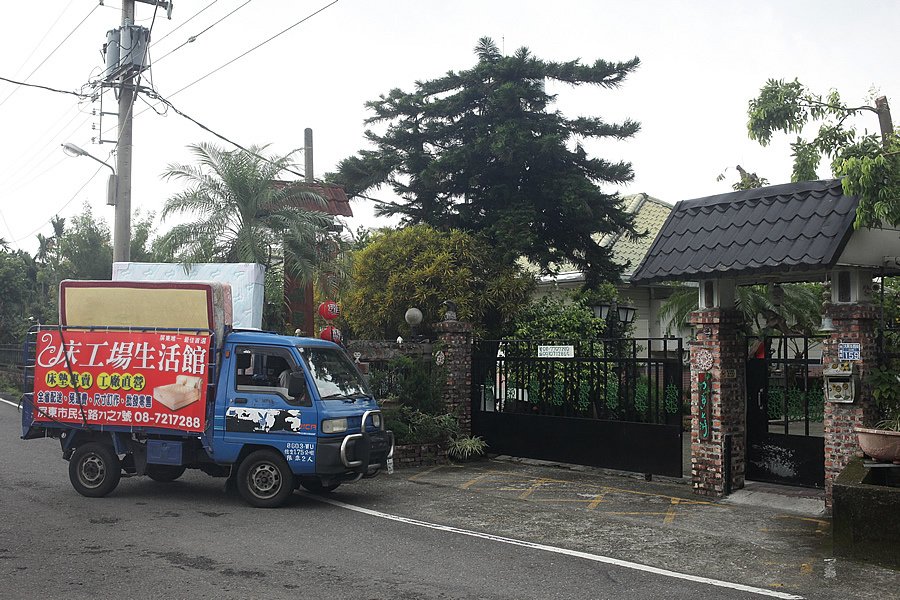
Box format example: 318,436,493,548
800,563,812,575
607,512,671,516
465,469,714,506
587,493,606,510
664,497,681,524
519,478,549,500
407,465,446,482
460,473,491,490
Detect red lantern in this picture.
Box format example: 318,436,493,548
319,325,342,344
318,300,341,320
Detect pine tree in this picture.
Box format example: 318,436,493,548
330,37,642,288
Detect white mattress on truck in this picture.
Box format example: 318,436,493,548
113,262,264,329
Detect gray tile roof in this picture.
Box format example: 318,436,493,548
630,179,859,284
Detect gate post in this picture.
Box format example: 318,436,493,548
822,301,878,509
434,318,473,435
690,302,746,498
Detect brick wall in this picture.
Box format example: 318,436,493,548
822,303,879,509
433,320,473,435
689,309,746,497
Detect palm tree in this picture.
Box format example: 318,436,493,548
659,283,822,337
158,143,335,283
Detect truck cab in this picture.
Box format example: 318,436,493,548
213,332,394,503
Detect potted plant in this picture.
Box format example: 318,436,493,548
856,366,900,463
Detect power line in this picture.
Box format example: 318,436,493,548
115,0,339,134
154,0,254,65
6,0,78,81
9,165,104,244
165,0,339,98
150,0,220,48
0,75,89,99
0,3,100,108
146,90,305,178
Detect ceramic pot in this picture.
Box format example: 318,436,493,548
855,427,900,463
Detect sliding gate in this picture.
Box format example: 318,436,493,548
471,338,684,477
746,335,825,488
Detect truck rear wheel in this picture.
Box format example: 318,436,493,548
69,442,121,498
236,450,294,508
146,464,186,482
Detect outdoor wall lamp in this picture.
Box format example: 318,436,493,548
594,300,637,324
61,142,118,206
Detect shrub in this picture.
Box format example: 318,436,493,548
382,405,459,445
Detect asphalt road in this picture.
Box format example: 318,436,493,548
0,397,895,599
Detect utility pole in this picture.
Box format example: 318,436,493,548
113,0,136,263
304,128,314,184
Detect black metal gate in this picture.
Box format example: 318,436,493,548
471,338,684,477
746,335,825,488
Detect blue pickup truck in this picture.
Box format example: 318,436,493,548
21,328,394,508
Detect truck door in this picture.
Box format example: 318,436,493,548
224,345,318,474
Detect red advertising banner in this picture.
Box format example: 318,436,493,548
32,329,211,433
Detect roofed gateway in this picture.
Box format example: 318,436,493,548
631,179,900,285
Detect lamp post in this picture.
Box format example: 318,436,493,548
61,143,119,232
405,307,424,341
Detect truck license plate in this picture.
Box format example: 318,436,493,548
386,457,394,474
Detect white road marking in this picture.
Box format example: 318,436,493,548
307,494,804,600
0,397,20,409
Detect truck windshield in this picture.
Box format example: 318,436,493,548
298,347,371,400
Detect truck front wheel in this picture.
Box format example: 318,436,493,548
69,443,121,498
236,450,294,508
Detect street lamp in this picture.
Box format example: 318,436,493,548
594,299,637,338
405,307,424,341
61,143,118,207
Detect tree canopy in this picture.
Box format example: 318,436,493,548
330,37,642,289
159,143,335,283
747,78,898,229
343,225,533,339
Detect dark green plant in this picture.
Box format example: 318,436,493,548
382,405,459,445
369,355,445,415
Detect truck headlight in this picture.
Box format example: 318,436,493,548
371,413,382,429
322,418,348,434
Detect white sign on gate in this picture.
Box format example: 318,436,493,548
537,345,575,359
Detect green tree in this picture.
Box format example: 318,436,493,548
747,79,898,228
56,205,113,280
330,37,641,290
344,225,533,339
158,143,335,282
509,295,606,340
0,248,42,343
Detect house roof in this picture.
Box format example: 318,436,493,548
537,193,673,285
630,179,859,284
271,181,353,217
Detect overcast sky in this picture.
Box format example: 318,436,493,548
1,0,898,254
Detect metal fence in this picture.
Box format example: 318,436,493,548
473,338,684,425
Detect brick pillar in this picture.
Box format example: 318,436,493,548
823,303,879,509
434,319,473,434
689,309,746,497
